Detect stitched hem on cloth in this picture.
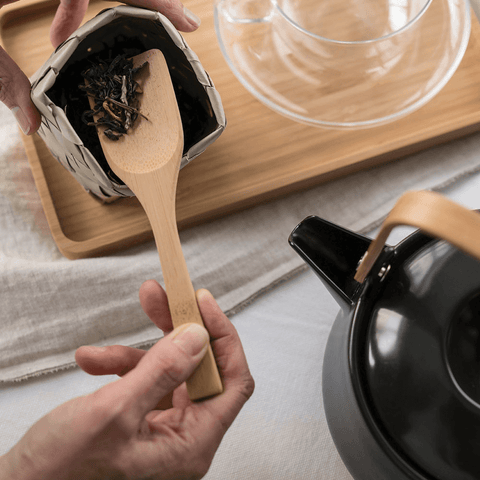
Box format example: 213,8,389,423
3,264,309,383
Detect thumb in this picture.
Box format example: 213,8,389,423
121,323,209,420
0,47,41,135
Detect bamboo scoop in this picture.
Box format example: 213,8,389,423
87,49,223,401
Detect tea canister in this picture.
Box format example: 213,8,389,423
30,5,225,201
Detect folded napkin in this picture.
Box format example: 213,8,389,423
2,101,480,381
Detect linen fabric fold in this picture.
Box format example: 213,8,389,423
2,102,480,381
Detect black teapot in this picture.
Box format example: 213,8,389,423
289,190,480,480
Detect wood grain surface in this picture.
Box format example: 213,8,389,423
1,0,480,259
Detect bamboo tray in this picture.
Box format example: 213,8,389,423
2,0,480,259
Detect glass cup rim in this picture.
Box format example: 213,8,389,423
273,0,433,45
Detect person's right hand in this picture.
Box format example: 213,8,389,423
0,0,201,136
0,281,254,480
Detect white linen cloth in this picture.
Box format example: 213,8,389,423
1,167,479,479
2,101,480,382
0,267,354,479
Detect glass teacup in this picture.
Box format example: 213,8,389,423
215,0,470,128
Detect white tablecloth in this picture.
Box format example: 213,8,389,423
1,170,479,479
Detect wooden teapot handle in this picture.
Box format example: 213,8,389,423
354,190,480,283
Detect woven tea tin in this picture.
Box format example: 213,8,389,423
30,6,225,201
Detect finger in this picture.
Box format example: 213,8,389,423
76,279,174,374
50,0,89,48
116,323,210,420
0,47,41,135
75,345,147,376
195,289,255,430
139,279,174,334
76,345,176,409
115,0,201,31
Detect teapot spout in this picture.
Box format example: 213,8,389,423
289,216,371,308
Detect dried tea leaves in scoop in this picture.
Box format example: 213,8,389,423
81,54,148,141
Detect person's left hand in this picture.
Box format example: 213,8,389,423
0,0,200,136
0,280,254,480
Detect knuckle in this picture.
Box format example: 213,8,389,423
88,390,114,418
153,349,190,387
242,372,256,401
233,372,255,410
0,67,32,110
88,386,133,431
0,77,11,104
162,360,187,386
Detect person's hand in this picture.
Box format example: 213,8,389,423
0,0,201,136
0,280,254,480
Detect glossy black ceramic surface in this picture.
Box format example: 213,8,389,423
359,236,480,480
289,215,480,480
288,216,371,307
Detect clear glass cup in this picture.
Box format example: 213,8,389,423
214,0,471,128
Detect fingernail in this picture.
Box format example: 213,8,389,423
79,345,107,353
91,346,107,352
171,323,209,356
196,288,212,301
184,7,201,28
11,106,31,135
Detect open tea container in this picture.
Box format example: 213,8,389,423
30,5,225,201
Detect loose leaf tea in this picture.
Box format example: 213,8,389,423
80,54,148,141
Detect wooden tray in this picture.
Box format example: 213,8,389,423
2,0,480,259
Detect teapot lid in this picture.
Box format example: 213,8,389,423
356,233,480,479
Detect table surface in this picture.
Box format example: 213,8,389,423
0,169,479,479
3,0,480,260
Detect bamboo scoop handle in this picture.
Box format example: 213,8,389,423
355,190,480,283
132,165,224,401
